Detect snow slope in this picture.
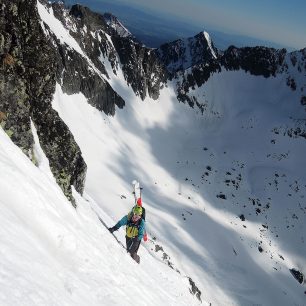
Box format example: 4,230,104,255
0,123,203,305
38,3,306,304
52,64,306,306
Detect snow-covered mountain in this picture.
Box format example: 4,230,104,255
0,0,306,305
157,31,218,74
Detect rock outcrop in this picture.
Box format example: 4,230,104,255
221,46,287,78
0,0,86,206
112,36,167,100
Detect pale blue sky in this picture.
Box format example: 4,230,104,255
94,0,306,49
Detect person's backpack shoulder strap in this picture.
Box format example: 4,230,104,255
141,206,146,221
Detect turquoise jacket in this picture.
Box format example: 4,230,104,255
115,215,145,241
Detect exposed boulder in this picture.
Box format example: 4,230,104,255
188,277,202,302
289,268,305,284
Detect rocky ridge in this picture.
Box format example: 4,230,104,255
156,32,305,111
103,12,133,39
50,1,167,102
0,0,86,205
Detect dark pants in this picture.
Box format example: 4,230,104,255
126,237,141,263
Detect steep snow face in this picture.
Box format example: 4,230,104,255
203,31,217,59
52,53,306,306
37,0,84,56
0,126,202,306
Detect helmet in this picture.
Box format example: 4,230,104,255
133,206,142,216
137,198,142,206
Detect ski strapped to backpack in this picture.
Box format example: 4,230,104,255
132,180,148,241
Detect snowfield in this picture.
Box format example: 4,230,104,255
51,66,306,306
0,1,305,305
0,125,203,306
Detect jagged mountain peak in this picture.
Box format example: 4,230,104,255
156,30,219,74
69,3,109,32
103,12,133,39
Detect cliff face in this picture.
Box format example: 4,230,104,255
112,36,167,100
0,0,86,205
49,2,125,115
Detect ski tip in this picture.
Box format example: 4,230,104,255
132,180,138,185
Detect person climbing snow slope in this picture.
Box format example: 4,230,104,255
109,205,145,263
